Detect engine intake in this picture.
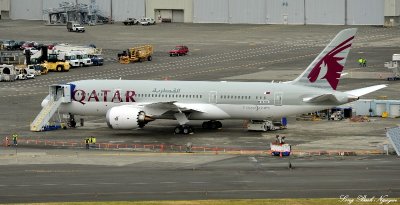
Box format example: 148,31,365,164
106,106,154,129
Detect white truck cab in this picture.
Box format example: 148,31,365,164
71,50,92,66
67,21,85,32
139,17,156,25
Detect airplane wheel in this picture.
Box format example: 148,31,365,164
202,121,210,129
216,121,222,128
183,127,190,134
174,126,182,134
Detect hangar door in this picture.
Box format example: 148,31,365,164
305,0,345,25
375,103,386,117
347,0,384,25
266,0,304,25
172,10,184,22
389,104,400,118
155,9,184,23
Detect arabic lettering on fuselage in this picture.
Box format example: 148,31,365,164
152,88,181,94
72,89,136,105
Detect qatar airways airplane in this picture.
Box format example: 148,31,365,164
33,28,386,134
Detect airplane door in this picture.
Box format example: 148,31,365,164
274,92,283,106
209,91,217,104
63,84,71,102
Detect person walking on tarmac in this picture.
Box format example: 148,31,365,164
5,136,10,147
358,57,363,67
12,134,18,146
85,138,90,149
362,58,367,67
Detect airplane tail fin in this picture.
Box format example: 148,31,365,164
291,28,357,90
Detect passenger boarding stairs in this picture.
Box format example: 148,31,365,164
30,84,72,131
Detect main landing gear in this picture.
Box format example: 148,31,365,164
174,125,194,135
202,120,222,129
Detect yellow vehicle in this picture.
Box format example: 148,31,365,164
41,54,70,72
118,45,153,64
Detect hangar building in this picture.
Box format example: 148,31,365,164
0,0,399,26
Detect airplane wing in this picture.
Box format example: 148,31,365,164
304,84,388,104
303,94,339,103
137,101,230,118
345,84,387,97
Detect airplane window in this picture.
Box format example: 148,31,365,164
241,96,244,99
264,96,267,100
200,95,202,98
186,95,188,98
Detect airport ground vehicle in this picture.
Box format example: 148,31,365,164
118,45,153,64
169,45,189,56
123,18,138,25
6,41,25,50
21,41,39,50
385,54,400,81
89,54,104,66
67,21,85,32
15,73,27,80
0,64,16,81
139,17,156,25
41,54,70,72
71,50,92,66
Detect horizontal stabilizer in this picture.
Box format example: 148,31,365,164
345,84,387,97
303,94,339,103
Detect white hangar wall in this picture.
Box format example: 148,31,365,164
6,0,389,25
266,0,304,24
111,0,145,21
305,0,345,25
193,0,229,23
347,0,384,25
229,0,266,24
10,0,43,20
146,0,193,23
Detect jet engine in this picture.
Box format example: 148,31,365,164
106,106,154,129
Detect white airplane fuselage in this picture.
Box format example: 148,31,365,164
47,80,350,120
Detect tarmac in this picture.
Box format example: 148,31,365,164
0,20,400,202
0,148,399,203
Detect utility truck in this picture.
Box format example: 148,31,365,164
67,21,85,32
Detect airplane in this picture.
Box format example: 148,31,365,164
35,28,386,134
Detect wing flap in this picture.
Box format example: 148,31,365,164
345,84,387,97
303,94,339,103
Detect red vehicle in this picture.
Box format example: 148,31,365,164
169,45,189,56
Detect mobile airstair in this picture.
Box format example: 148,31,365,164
30,84,72,131
386,127,400,156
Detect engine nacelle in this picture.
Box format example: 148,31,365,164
106,106,153,129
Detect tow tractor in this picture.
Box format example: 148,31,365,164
270,135,291,156
41,54,70,72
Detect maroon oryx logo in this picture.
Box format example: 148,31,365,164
307,36,354,90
